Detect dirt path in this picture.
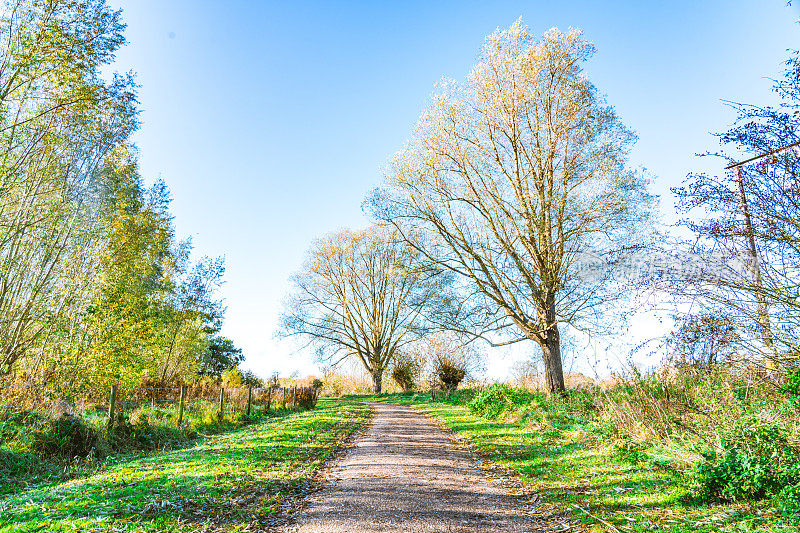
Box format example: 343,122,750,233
279,402,564,532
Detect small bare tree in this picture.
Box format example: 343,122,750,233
391,352,421,392
279,225,449,393
418,333,483,397
373,21,653,393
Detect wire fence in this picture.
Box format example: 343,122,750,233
0,383,319,429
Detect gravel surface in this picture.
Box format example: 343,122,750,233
279,402,568,532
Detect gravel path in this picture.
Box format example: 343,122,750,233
280,402,563,532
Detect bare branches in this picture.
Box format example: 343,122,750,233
279,225,449,392
372,21,653,393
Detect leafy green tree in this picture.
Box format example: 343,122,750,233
199,334,244,377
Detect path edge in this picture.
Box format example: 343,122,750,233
268,400,375,531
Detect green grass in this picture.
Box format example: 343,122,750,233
0,399,369,532
356,392,792,533
0,399,308,494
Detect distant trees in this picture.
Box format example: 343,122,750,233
373,21,652,394
673,52,800,367
200,333,245,377
279,225,450,393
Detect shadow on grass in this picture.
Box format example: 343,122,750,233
0,400,368,532
363,393,780,533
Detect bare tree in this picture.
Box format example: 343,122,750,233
372,21,652,393
279,225,449,393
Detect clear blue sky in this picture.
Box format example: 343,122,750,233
107,0,799,379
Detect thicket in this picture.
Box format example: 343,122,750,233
0,0,246,400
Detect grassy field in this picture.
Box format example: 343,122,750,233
0,399,369,532
357,392,793,533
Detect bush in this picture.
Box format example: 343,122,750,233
694,413,799,504
469,384,532,419
782,368,800,408
695,449,781,501
781,477,800,522
294,387,318,409
437,364,465,392
25,414,101,459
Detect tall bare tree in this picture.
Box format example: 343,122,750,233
372,21,653,393
279,225,449,392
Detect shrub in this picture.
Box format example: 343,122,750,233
695,449,780,501
392,356,418,392
28,415,101,459
294,387,318,409
437,364,466,392
782,368,800,408
469,384,532,419
694,413,799,503
415,333,483,396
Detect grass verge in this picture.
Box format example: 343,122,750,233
0,399,368,532
357,392,792,533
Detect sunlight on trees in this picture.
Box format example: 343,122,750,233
279,225,452,393
371,20,654,393
0,1,236,394
671,53,800,369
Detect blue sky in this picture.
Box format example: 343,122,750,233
107,0,799,379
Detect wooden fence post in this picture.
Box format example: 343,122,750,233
246,386,252,417
218,388,225,419
293,385,298,408
282,387,286,409
266,388,271,412
177,385,186,427
107,384,118,431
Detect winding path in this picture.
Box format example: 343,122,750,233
280,402,563,532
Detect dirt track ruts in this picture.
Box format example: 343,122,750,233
279,401,563,532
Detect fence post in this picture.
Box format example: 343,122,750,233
218,388,225,419
177,385,186,427
246,386,252,417
293,385,298,408
107,384,118,432
266,388,271,412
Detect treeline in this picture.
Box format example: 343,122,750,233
0,0,239,395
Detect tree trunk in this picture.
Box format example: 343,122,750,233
539,325,565,395
371,369,383,393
